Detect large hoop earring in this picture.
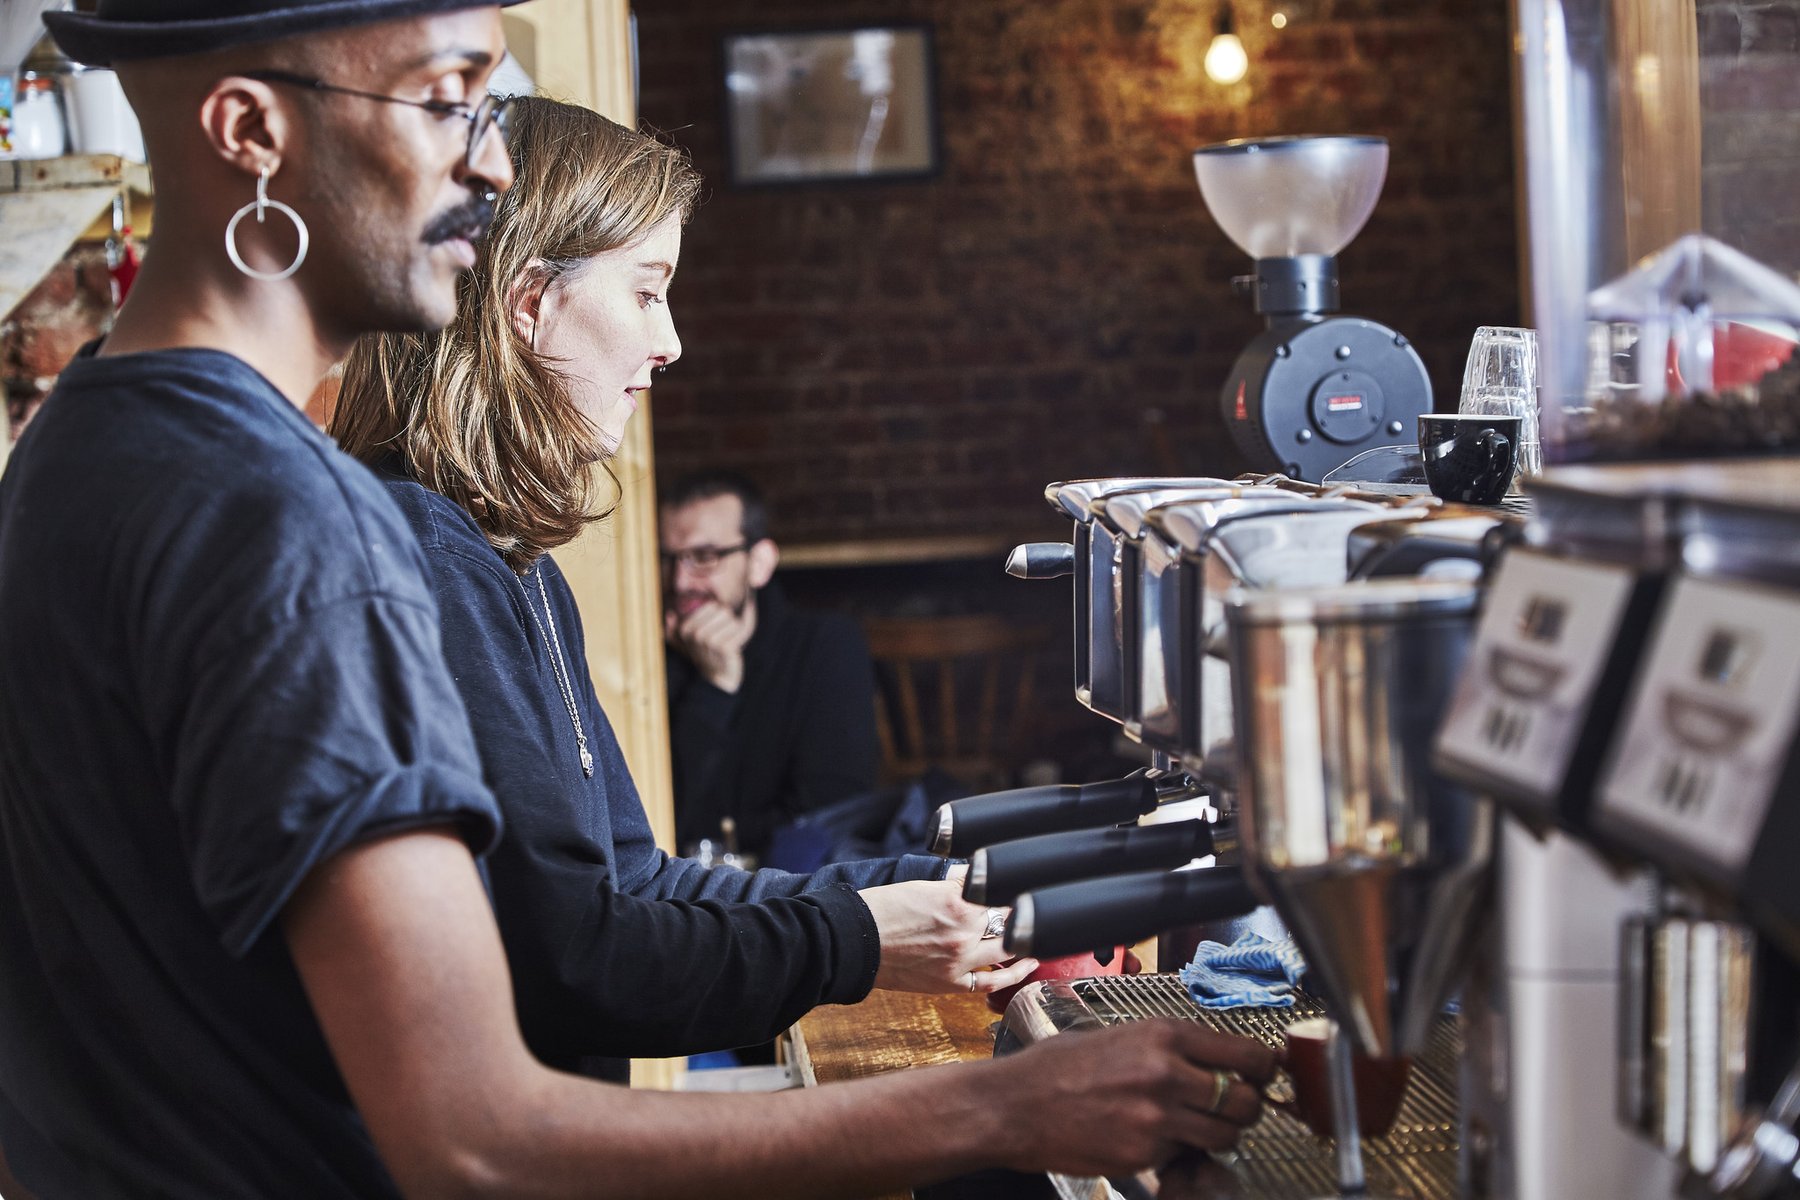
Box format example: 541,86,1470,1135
225,166,309,282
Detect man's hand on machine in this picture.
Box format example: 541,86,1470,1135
992,1019,1279,1175
858,878,1040,995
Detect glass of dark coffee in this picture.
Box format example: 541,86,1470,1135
1418,413,1521,504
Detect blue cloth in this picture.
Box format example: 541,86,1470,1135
381,474,947,1082
1180,932,1310,1009
0,348,501,1199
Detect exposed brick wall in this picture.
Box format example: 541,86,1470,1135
1698,0,1800,272
5,0,1522,543
638,0,1521,546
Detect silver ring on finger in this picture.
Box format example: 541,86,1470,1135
981,907,1007,940
967,970,979,992
1205,1069,1232,1115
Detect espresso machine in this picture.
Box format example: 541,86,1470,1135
1193,135,1432,481
930,479,1230,866
945,480,1265,905
987,487,1505,1200
967,475,1464,935
953,479,1330,914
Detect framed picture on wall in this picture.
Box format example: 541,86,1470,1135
721,23,941,186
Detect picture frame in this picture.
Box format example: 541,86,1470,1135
720,23,941,187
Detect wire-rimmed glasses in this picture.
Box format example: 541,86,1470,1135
660,543,750,574
241,69,517,168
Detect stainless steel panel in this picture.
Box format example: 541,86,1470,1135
1225,579,1491,1060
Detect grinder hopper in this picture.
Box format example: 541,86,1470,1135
1194,135,1388,268
1194,136,1433,481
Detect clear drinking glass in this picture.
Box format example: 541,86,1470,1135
1459,326,1541,482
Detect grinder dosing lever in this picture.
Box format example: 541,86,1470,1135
963,819,1225,906
929,768,1200,858
1005,864,1261,961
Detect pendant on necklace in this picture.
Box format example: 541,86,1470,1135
580,746,595,777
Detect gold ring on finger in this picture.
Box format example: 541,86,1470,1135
1206,1069,1232,1115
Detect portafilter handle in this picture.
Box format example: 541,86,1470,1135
1005,864,1261,961
930,769,1198,857
964,819,1222,906
1005,541,1076,580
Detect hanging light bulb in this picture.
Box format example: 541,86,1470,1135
1204,3,1249,85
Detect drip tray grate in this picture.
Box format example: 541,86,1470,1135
1067,974,1462,1200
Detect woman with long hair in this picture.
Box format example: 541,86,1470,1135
331,96,1040,1079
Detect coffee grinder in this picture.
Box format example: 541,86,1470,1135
1431,227,1800,1198
1193,135,1432,481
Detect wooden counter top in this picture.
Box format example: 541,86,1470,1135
787,990,1034,1200
788,988,1000,1087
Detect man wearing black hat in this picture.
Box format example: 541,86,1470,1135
0,4,1276,1197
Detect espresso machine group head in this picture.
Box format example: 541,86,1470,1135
1193,135,1433,482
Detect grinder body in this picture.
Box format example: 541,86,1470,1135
1221,312,1432,481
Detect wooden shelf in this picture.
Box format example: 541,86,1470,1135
1,153,151,323
1,152,149,195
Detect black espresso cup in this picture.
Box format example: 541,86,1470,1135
1418,413,1521,505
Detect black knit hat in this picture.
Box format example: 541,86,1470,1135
45,0,533,68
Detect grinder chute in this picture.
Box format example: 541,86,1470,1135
1195,135,1433,480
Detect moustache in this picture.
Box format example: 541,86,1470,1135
422,189,498,246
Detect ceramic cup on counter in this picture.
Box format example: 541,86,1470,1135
1278,1016,1413,1138
1418,413,1521,505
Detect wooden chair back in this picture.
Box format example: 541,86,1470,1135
861,613,1052,791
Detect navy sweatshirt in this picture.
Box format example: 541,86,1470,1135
380,473,947,1082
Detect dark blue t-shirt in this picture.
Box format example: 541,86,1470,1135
0,349,501,1199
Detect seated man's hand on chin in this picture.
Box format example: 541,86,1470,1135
664,599,755,694
858,878,1040,995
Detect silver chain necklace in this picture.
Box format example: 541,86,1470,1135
521,564,594,778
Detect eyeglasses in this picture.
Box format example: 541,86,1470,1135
660,543,750,572
242,70,516,168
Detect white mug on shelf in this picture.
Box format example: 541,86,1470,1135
67,67,144,161
10,71,67,159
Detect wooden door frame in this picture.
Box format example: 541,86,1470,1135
503,1,684,1089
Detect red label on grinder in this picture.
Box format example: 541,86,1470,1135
1234,380,1248,421
1327,394,1364,412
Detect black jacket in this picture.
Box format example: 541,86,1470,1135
668,582,882,859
